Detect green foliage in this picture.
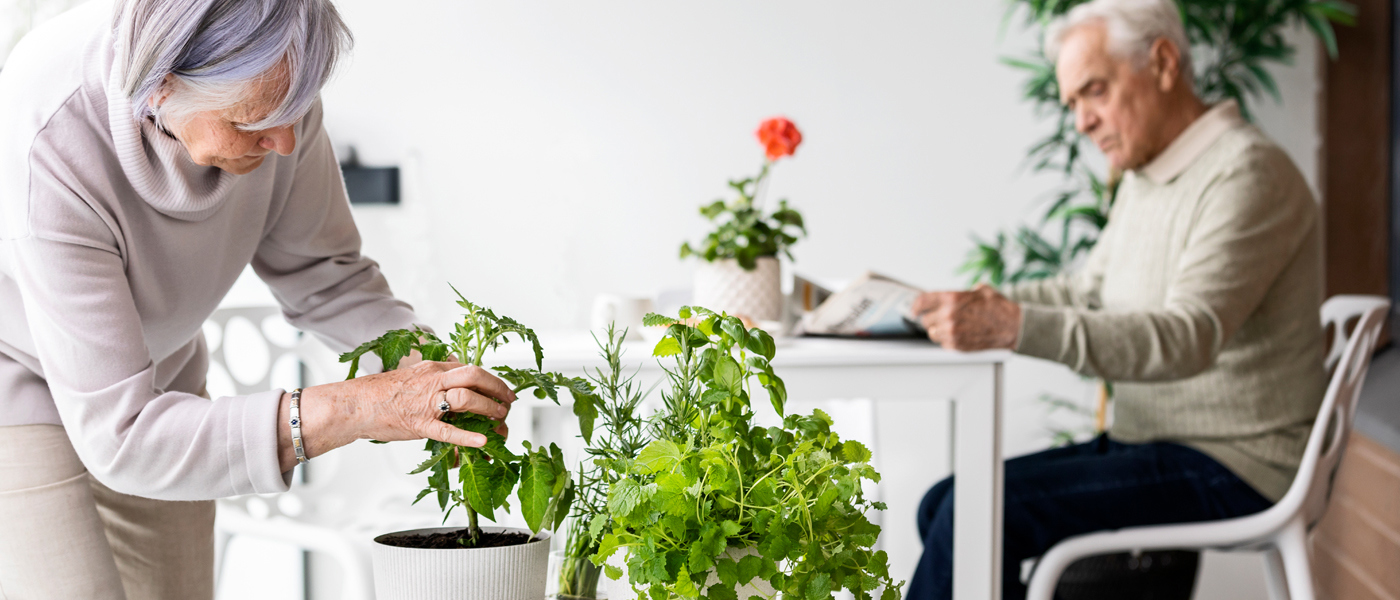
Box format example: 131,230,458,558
961,0,1355,286
588,307,901,600
680,162,807,271
559,325,654,599
340,285,601,544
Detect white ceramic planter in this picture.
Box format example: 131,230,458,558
693,257,782,322
605,546,774,600
371,526,550,600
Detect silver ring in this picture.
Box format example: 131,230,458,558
437,393,451,413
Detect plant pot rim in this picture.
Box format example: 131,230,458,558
372,525,551,550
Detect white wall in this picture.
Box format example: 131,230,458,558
317,0,1322,457
226,1,1323,597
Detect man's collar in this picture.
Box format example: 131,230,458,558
1137,99,1243,184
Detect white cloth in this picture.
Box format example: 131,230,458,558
0,1,420,500
0,424,216,600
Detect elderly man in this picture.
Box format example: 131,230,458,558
906,0,1324,598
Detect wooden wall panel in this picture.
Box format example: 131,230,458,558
1323,0,1391,307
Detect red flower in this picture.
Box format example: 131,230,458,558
755,117,802,161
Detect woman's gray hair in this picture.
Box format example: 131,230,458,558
1044,0,1192,84
114,0,352,131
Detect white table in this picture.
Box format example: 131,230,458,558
495,332,1011,600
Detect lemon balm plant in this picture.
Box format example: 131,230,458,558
590,307,902,600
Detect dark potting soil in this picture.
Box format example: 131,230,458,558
377,529,533,550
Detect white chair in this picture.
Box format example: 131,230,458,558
207,307,447,600
1025,295,1391,600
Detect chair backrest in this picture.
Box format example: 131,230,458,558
1286,295,1390,527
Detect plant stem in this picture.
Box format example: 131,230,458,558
467,504,481,545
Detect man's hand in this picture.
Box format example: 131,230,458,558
910,284,1022,351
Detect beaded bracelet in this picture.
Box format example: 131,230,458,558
290,388,308,464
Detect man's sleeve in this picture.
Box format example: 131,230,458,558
1013,153,1316,381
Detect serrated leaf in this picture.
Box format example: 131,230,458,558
518,449,557,535
458,457,497,522
644,313,678,327
842,440,873,463
635,440,686,475
409,445,454,475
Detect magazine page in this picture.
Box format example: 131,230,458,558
794,272,926,337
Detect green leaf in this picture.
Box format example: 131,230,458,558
737,554,763,585
458,456,497,522
571,389,600,444
842,440,873,463
653,337,682,357
409,445,454,475
744,329,777,360
608,478,647,517
806,572,832,600
713,356,743,394
644,313,678,327
542,475,574,533
518,449,557,535
634,440,687,475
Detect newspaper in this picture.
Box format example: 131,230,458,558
792,272,926,337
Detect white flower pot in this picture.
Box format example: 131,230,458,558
371,526,551,600
604,546,774,600
693,257,782,321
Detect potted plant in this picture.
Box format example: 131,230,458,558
680,118,807,322
588,307,903,600
554,324,652,599
340,286,601,600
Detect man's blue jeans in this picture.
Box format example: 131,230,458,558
906,435,1274,600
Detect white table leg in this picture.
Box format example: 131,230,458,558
953,363,1003,600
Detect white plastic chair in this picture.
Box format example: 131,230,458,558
207,307,446,600
1025,295,1391,600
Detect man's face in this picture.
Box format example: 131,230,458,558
1056,23,1168,171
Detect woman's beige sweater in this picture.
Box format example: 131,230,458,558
1007,101,1325,502
0,2,419,500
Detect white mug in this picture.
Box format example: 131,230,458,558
591,294,654,340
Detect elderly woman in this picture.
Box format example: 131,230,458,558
0,1,511,597
906,0,1323,598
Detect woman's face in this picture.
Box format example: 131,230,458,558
155,74,299,175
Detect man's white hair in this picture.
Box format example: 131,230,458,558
1045,0,1193,84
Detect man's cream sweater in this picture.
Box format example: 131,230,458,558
1006,101,1325,502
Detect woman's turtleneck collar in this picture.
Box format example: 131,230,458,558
104,52,238,222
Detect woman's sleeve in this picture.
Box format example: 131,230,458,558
251,100,421,353
10,179,291,501
1012,153,1316,381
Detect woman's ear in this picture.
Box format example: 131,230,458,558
149,73,176,108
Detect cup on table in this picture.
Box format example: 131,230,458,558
591,294,654,341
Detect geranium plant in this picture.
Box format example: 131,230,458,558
679,117,808,270
342,286,601,546
589,306,902,600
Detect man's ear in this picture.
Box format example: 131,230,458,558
1151,38,1185,92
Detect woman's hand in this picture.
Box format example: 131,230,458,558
276,361,516,472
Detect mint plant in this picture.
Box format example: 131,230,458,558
590,307,902,600
342,286,601,546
